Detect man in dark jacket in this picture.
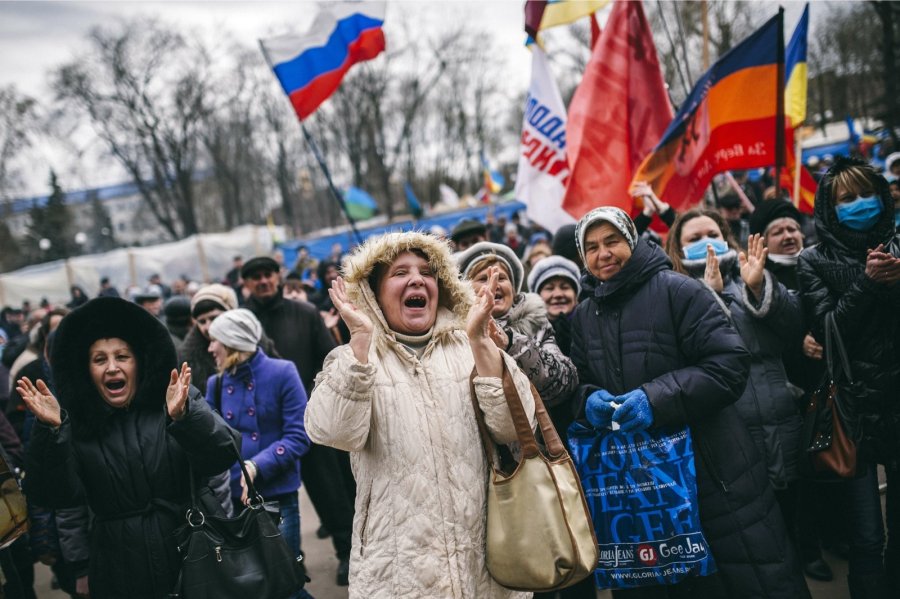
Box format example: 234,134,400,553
242,255,354,586
797,157,900,598
570,207,809,598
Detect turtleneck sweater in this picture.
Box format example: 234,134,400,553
394,328,434,359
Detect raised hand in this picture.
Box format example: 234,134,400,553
320,308,341,330
329,276,373,363
15,377,62,427
165,362,192,421
704,245,724,293
739,233,768,299
629,180,667,216
467,266,500,341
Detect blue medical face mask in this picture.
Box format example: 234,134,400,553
683,237,729,260
835,195,882,231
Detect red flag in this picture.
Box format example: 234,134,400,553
563,0,673,219
781,128,817,214
524,0,548,39
590,13,601,49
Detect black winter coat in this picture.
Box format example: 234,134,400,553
245,293,337,391
571,240,809,598
797,157,900,466
24,298,240,599
682,254,804,489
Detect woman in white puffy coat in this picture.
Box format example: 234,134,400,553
305,232,535,599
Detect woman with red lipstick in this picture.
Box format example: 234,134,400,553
305,231,535,598
16,297,238,599
457,242,578,411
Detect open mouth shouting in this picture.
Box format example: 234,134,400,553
404,294,428,310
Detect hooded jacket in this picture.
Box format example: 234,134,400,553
681,252,804,489
24,297,239,599
571,240,809,598
494,292,578,408
305,232,534,599
797,156,900,465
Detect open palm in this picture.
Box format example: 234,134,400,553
16,377,62,427
739,233,768,297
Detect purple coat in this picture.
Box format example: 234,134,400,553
205,349,310,499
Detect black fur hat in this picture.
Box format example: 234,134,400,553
50,297,177,438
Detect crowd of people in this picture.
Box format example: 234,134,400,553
0,155,896,599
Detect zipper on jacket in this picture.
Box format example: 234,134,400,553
698,437,729,493
215,546,223,562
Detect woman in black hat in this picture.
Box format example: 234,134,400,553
16,297,239,599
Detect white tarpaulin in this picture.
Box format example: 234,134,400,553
515,46,575,233
0,225,282,307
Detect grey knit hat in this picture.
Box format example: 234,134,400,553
456,241,525,292
575,206,638,263
208,308,262,352
527,256,582,296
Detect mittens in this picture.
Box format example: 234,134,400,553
585,389,616,429
611,389,653,433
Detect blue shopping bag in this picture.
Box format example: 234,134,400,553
567,422,716,589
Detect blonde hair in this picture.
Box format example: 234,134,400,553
466,255,511,280
219,347,254,374
831,165,876,204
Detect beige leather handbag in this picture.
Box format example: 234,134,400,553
0,452,27,549
470,363,598,592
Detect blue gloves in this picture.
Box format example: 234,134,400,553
585,389,617,429
612,389,653,432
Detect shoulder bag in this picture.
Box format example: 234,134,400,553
802,312,858,478
170,376,307,599
469,361,598,592
0,447,27,549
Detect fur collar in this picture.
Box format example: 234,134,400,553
495,292,549,338
341,232,473,347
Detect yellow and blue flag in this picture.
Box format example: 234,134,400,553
785,4,808,127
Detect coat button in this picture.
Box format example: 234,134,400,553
251,432,259,441
227,385,234,394
247,407,256,416
276,446,285,456
247,382,254,391
225,411,233,420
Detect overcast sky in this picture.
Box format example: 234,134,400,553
1,0,813,196
0,1,532,99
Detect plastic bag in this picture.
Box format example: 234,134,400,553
567,423,716,589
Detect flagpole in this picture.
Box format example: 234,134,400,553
775,8,786,200
793,133,803,208
299,123,364,246
258,40,364,247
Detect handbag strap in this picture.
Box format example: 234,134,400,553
824,312,855,384
186,434,264,517
468,358,566,471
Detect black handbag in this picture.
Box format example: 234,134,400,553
170,440,307,599
801,312,858,479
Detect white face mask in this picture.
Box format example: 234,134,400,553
767,253,800,266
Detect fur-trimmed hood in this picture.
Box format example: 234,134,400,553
50,297,177,438
341,231,473,342
495,292,549,338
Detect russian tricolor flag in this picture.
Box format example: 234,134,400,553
261,1,386,121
